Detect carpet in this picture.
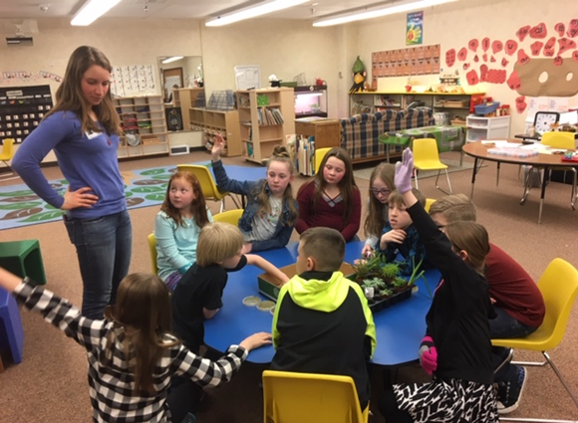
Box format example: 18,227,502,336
0,162,209,231
353,158,476,181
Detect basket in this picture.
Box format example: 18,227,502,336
474,102,500,115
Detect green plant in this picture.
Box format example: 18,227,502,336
362,277,386,290
353,252,385,280
391,277,409,289
379,262,401,281
379,288,393,297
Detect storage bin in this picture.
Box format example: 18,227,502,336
474,102,500,115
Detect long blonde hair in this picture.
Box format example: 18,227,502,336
104,274,177,394
364,162,395,237
45,46,121,136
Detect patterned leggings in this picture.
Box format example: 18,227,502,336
386,377,498,423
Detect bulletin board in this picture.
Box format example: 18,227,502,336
371,44,441,86
110,65,157,97
235,65,261,90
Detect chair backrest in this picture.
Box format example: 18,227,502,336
540,131,575,150
534,258,578,350
147,233,158,275
314,147,332,174
262,370,368,423
425,198,436,213
412,138,441,163
212,208,243,226
177,164,225,201
1,138,15,160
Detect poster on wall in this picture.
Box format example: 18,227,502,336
406,11,423,45
371,45,440,87
235,65,261,90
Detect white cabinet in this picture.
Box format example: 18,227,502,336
466,115,511,142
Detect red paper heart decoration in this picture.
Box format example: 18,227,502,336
529,22,547,39
573,50,578,63
517,49,530,65
568,19,578,38
558,38,577,55
507,70,521,90
458,47,468,61
480,64,488,82
555,22,566,37
468,39,479,52
505,39,518,56
501,58,509,67
516,25,531,42
515,96,527,114
446,48,456,67
492,40,503,54
530,41,543,56
466,69,479,85
463,63,470,70
554,56,563,66
482,37,490,52
490,56,496,63
483,54,488,62
474,55,479,63
543,47,555,57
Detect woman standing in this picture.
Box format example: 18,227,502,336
13,46,131,319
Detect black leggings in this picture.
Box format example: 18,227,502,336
379,388,413,423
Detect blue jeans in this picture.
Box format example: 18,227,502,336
64,210,132,319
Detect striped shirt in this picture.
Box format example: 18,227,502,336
13,278,248,423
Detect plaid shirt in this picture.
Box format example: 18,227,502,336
14,278,248,423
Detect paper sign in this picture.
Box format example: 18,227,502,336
545,36,556,50
516,96,527,114
466,69,479,85
468,39,479,52
505,39,518,56
458,47,468,61
557,38,577,55
480,64,488,81
516,25,531,42
530,41,544,56
507,70,521,90
517,49,531,65
501,58,509,67
492,40,503,55
446,48,456,67
567,19,578,38
482,37,490,52
555,22,566,37
529,22,547,39
554,56,563,66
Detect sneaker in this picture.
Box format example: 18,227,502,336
497,366,527,414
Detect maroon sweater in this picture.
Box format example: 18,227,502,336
486,244,545,328
295,181,361,242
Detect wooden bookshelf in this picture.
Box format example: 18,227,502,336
189,108,242,156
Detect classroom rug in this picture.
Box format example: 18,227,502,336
0,161,211,231
353,159,477,181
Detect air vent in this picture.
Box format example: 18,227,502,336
6,36,33,46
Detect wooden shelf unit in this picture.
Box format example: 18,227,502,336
236,88,295,164
349,91,485,122
113,95,170,159
190,108,242,157
174,87,205,127
294,118,341,176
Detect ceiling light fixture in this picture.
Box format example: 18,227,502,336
71,0,121,26
161,56,184,64
313,0,457,27
206,0,309,27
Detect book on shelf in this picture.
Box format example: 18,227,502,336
297,135,315,176
257,107,284,126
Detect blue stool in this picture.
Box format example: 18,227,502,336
0,239,46,285
0,287,24,365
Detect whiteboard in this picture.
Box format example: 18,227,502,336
234,65,260,90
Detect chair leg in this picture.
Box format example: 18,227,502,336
520,167,533,205
570,169,577,211
434,169,452,194
220,199,225,213
414,170,419,189
499,351,578,423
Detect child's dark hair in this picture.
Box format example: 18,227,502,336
161,171,210,229
445,221,490,275
104,273,178,394
364,163,396,237
311,147,358,221
300,227,345,272
429,194,477,223
252,145,298,226
388,188,426,208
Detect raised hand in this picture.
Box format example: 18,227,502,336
239,332,273,351
394,148,414,194
211,133,225,161
61,186,98,210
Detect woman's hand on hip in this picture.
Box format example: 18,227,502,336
61,186,99,210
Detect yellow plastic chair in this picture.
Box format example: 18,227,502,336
262,370,369,423
212,208,244,226
424,198,436,213
147,233,158,275
411,138,453,194
177,164,240,213
492,258,578,423
0,138,15,174
314,147,332,174
521,131,577,210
